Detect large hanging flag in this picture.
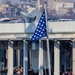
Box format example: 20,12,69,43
31,11,47,41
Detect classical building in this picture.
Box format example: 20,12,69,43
0,18,75,75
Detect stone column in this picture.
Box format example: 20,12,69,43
43,46,48,69
17,49,20,66
72,41,75,75
23,40,28,75
54,41,60,75
8,40,13,75
39,40,43,75
64,52,67,72
6,49,8,67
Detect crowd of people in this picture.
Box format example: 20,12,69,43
0,67,72,75
0,66,23,75
62,71,72,75
62,69,72,75
27,68,72,75
0,67,7,75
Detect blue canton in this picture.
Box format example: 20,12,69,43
31,11,47,41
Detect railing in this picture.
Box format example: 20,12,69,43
48,19,75,22
0,19,75,34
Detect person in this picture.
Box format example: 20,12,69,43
43,68,45,75
46,69,49,75
51,69,54,75
35,70,39,75
62,72,65,75
28,68,35,75
65,71,69,75
68,70,72,75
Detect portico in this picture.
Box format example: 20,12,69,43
0,39,74,75
0,20,75,75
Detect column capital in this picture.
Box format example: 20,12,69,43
39,40,41,42
54,40,60,75
39,40,44,75
39,40,43,47
23,39,28,44
23,39,25,42
8,39,13,44
8,39,13,75
39,40,43,43
72,39,75,42
23,39,28,75
54,39,60,44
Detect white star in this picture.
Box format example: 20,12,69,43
36,37,38,38
40,20,42,22
42,17,44,19
34,35,36,37
38,26,39,28
35,32,37,34
36,29,38,31
42,29,44,31
41,24,43,26
40,27,42,29
39,23,41,25
43,22,45,24
41,32,43,34
37,34,39,35
40,35,42,37
32,38,35,40
39,31,41,32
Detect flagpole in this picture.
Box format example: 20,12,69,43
37,0,40,10
44,2,51,75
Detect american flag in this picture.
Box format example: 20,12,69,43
31,11,47,41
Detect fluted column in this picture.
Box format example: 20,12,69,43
17,49,20,66
72,40,75,75
39,40,43,75
8,40,13,75
23,40,28,75
54,41,60,75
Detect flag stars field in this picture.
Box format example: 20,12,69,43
31,11,47,41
